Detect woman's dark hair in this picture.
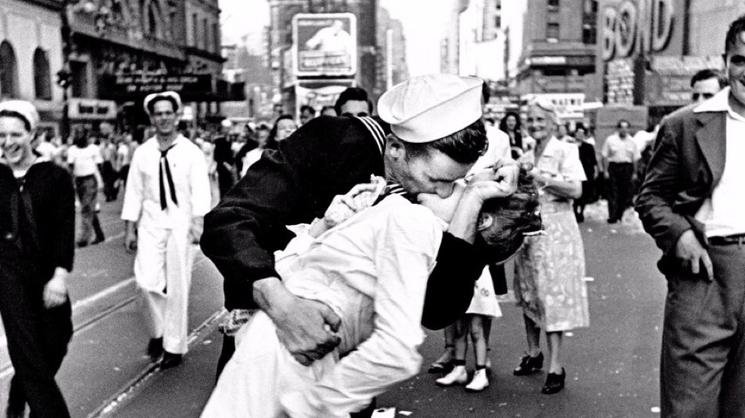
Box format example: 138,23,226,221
499,111,523,150
72,127,89,148
400,119,488,165
0,110,31,132
499,111,520,132
476,169,542,264
266,114,294,148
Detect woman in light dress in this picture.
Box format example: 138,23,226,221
511,100,590,395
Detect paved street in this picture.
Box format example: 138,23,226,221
0,198,668,417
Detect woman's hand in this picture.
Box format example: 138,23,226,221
43,268,69,308
323,177,386,228
464,162,519,203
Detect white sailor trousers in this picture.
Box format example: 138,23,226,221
134,225,194,354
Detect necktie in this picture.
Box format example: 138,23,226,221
159,144,178,210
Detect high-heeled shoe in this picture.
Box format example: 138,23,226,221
465,368,489,392
541,368,566,394
428,346,455,374
435,365,468,387
513,352,544,376
428,359,454,374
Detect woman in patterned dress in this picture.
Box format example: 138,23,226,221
512,100,590,395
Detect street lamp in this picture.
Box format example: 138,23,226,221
58,0,74,142
57,0,113,141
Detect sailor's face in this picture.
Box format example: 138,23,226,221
0,116,32,165
394,147,470,198
417,181,466,222
151,100,178,136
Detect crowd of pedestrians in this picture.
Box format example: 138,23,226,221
2,14,745,418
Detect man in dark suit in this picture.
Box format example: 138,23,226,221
636,15,745,417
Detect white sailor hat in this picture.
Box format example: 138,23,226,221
377,74,483,143
143,91,182,115
0,100,40,131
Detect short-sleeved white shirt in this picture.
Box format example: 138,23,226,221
67,144,102,177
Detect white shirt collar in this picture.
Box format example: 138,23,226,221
694,87,732,113
149,133,186,150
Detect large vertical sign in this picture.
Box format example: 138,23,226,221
601,0,676,61
293,13,357,77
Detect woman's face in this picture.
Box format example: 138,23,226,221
256,129,270,147
0,116,32,165
275,119,297,141
575,128,586,141
505,115,517,131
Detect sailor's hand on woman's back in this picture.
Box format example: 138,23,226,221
253,277,342,366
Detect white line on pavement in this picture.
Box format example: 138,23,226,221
72,277,135,312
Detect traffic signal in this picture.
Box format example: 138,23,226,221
56,69,71,88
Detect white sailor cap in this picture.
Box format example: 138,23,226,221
0,100,40,131
377,74,483,143
143,91,182,115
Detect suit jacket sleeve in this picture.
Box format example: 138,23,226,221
200,151,300,310
635,117,694,255
421,232,484,330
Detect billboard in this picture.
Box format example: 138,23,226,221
293,13,357,77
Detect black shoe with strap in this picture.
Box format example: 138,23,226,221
160,351,183,369
513,352,544,376
541,368,566,394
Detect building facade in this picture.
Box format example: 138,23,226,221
374,6,407,97
0,0,64,129
62,0,226,136
440,0,469,75
267,0,381,115
510,0,598,96
458,0,505,81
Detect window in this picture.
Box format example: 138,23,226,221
546,22,560,41
582,23,596,44
213,22,220,52
148,5,158,35
203,18,209,50
192,13,199,47
0,41,18,98
548,0,559,11
33,48,51,100
70,61,88,98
